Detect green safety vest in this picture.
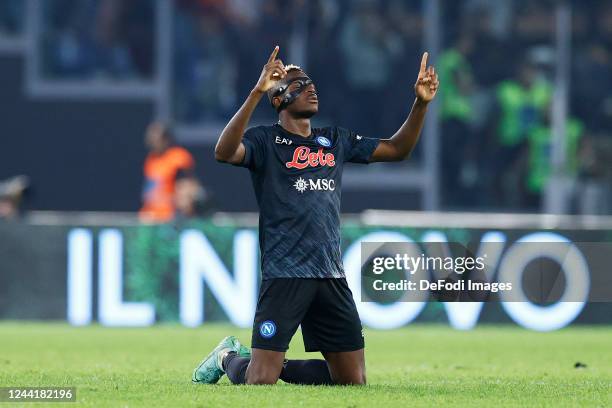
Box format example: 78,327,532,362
438,49,473,121
526,119,583,193
496,80,552,146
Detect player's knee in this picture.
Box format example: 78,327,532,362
333,369,366,385
245,371,279,385
245,365,280,385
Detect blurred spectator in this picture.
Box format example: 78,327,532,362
577,134,612,214
572,2,612,134
0,176,30,220
524,115,583,208
173,0,294,124
339,0,401,136
173,4,238,122
514,1,556,46
567,2,612,214
489,60,552,209
438,32,479,207
305,0,344,120
174,176,212,220
0,0,23,36
382,0,424,140
139,122,196,223
42,0,153,79
572,44,612,133
454,2,514,88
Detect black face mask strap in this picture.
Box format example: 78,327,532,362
272,77,314,113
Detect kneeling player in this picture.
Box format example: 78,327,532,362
193,46,439,385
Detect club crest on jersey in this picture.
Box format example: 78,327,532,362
315,136,331,147
260,320,276,338
285,146,335,169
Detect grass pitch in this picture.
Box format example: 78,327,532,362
0,323,610,407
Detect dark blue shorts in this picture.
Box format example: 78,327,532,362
251,278,365,353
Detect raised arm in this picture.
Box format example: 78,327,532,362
215,46,286,164
370,52,439,162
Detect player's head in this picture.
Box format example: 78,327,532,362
267,65,318,119
145,121,173,154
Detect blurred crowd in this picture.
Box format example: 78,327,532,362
173,0,424,136
438,0,612,212
172,0,298,122
41,0,154,79
0,0,22,36
172,0,612,213
2,0,611,214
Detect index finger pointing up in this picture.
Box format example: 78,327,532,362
268,45,279,63
420,52,429,74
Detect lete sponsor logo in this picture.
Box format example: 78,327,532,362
286,146,335,169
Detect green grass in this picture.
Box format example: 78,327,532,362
0,323,610,407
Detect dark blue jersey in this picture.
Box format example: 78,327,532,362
234,123,380,279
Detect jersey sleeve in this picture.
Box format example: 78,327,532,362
234,126,267,171
338,127,380,164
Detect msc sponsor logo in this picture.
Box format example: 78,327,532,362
293,177,336,193
285,146,335,169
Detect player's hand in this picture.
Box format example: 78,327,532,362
254,46,286,94
414,52,439,102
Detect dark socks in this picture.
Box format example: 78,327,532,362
279,359,333,385
222,352,249,384
222,352,333,385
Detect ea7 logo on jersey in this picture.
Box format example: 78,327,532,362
275,136,293,145
293,177,336,193
286,147,335,169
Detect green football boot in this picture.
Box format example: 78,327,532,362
192,336,251,384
